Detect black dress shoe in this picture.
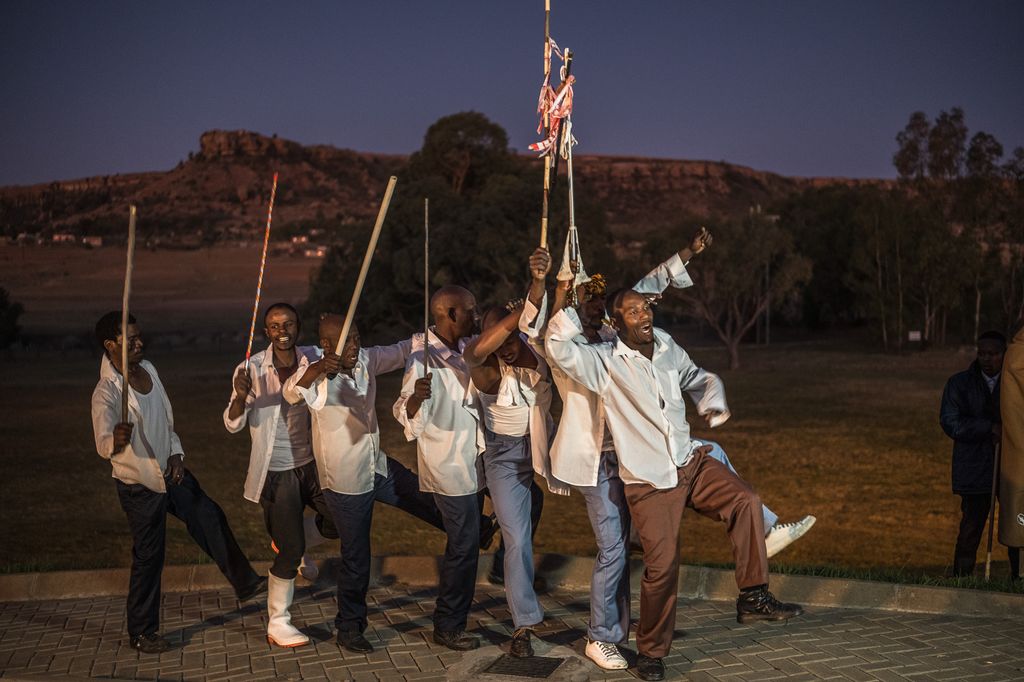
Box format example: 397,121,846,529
636,654,665,681
235,576,268,602
480,513,499,551
129,632,170,654
736,586,803,624
432,628,480,651
510,628,533,657
337,630,374,653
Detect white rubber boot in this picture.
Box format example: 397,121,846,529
266,574,309,648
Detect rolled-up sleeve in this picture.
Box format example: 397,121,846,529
633,253,693,295
683,367,731,427
222,361,251,433
393,354,431,441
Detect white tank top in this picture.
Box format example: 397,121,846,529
478,390,530,437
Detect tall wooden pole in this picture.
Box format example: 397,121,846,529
245,172,279,370
424,197,431,373
332,177,398,362
120,205,137,423
985,442,1001,580
539,0,552,249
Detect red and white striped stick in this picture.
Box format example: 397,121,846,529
244,172,279,370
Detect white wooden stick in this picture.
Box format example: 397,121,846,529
333,176,398,357
424,197,431,373
120,205,137,424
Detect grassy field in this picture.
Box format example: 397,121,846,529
1,244,320,337
3,336,1019,589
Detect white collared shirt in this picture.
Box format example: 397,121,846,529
223,345,319,503
282,341,411,495
546,307,728,489
393,330,484,496
92,356,183,493
525,252,705,487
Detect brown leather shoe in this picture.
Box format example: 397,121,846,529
432,628,480,651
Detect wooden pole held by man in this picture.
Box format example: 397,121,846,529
331,176,398,367
120,205,137,423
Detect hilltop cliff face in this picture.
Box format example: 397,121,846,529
0,130,880,242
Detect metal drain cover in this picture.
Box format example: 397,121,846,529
483,654,566,678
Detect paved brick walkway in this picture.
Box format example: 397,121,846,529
1,582,1023,681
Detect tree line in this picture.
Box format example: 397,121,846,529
306,110,1024,369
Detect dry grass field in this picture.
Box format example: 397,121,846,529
3,339,1018,587
1,244,320,337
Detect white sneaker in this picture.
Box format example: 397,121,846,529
765,515,816,558
585,639,628,670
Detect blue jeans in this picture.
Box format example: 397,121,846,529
323,457,445,633
575,451,631,643
431,492,481,632
481,430,544,628
698,440,778,531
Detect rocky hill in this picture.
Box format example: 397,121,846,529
0,130,882,244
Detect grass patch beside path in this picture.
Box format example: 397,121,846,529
2,340,1019,590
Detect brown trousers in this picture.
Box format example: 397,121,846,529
623,451,768,658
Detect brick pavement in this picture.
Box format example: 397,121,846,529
1,581,1023,681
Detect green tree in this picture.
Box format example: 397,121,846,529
679,213,811,369
305,113,613,342
894,111,930,180
407,111,513,196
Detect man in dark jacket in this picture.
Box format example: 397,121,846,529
940,331,1006,577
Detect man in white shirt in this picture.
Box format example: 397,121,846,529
223,303,338,648
393,285,486,651
524,236,717,670
284,313,448,653
462,256,569,658
91,312,264,655
546,290,802,682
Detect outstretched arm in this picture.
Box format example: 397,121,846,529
633,227,712,296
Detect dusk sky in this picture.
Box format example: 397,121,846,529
2,1,1022,186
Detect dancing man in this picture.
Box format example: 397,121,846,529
92,312,265,654
284,313,450,653
462,252,569,657
546,289,802,681
393,286,488,651
223,302,337,648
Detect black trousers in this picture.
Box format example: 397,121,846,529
954,492,1021,577
260,460,339,580
431,493,481,632
116,470,260,637
323,457,445,633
